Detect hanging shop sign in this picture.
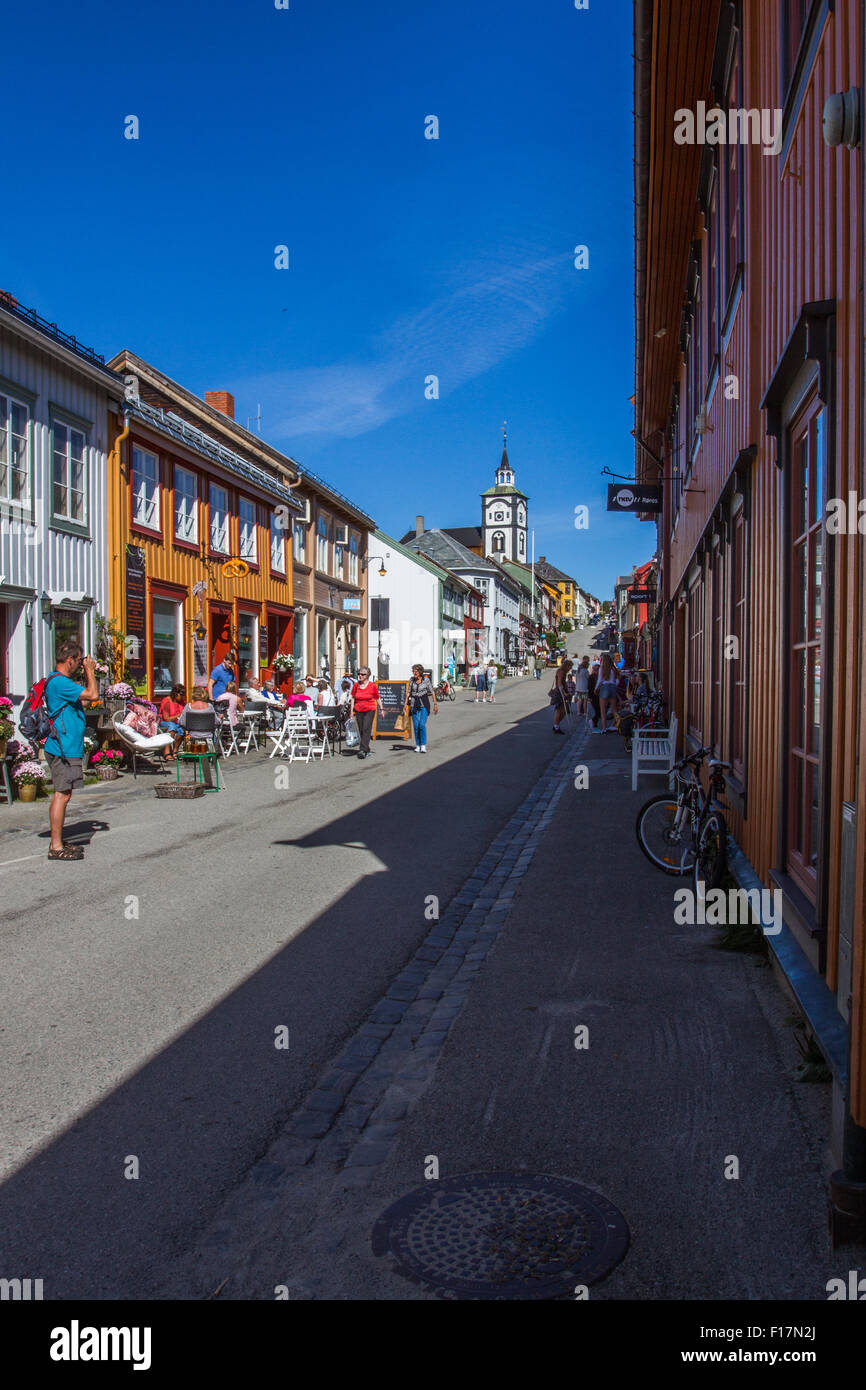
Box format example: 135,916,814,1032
628,588,657,604
343,597,362,611
607,484,662,514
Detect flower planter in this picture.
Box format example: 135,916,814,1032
17,784,37,802
0,740,7,760
95,765,120,781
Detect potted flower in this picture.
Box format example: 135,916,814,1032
83,734,97,772
90,748,124,780
0,698,14,759
12,759,48,802
105,681,135,717
94,660,111,696
271,652,295,671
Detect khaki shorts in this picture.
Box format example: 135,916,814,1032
46,754,84,793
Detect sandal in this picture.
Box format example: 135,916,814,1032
47,844,85,861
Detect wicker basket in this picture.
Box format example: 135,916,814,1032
95,765,120,781
154,784,205,799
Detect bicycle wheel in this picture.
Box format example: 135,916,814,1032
635,795,695,876
692,812,728,898
448,689,455,701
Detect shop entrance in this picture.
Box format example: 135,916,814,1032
210,608,233,675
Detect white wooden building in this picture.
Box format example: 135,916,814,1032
0,293,124,704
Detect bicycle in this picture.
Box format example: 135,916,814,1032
635,745,730,896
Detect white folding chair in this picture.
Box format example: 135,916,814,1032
267,711,293,759
287,711,314,764
309,712,333,759
239,711,262,753
217,716,240,757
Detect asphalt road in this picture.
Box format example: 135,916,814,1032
0,670,566,1298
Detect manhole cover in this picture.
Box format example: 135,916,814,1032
372,1172,629,1299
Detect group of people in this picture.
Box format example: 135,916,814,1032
468,659,500,704
548,653,651,735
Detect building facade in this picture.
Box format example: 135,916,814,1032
634,0,865,1209
106,356,302,698
0,293,124,702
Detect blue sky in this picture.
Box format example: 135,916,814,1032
2,0,650,597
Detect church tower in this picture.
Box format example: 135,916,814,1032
481,424,529,563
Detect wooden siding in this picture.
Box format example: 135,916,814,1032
638,2,863,1118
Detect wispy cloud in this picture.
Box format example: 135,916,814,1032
240,252,571,441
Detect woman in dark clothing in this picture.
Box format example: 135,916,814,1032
551,658,573,736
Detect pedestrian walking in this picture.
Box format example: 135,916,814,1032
596,653,619,733
587,660,601,727
533,652,545,681
472,662,488,703
550,657,572,736
39,640,99,860
574,656,590,716
486,659,499,703
407,663,438,753
349,666,384,760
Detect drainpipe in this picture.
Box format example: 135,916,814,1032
112,412,131,660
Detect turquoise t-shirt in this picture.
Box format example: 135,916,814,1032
43,674,86,759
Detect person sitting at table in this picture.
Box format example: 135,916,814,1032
158,683,187,757
215,680,243,726
316,679,336,710
287,680,313,708
261,678,286,706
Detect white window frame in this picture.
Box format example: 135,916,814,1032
174,464,198,545
292,519,306,563
132,446,160,530
270,510,286,573
348,532,359,583
0,390,31,506
239,495,257,563
316,513,330,572
209,482,229,554
52,421,88,525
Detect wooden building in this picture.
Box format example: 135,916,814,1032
0,291,124,701
634,0,865,1226
106,355,303,700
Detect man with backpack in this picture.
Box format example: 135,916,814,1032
32,640,99,860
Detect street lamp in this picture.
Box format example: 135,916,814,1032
363,554,388,577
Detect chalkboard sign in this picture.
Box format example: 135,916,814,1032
373,679,409,740
125,545,147,683
193,632,208,682
259,629,269,662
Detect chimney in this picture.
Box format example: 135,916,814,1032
415,515,424,537
206,390,235,420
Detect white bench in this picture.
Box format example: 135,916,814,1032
632,711,678,791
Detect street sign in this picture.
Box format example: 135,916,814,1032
343,597,362,611
607,483,662,513
628,588,657,603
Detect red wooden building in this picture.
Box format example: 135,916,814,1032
634,0,865,1235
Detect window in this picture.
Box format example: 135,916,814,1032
707,159,720,360
209,483,229,553
709,546,724,754
687,576,704,741
52,608,85,674
0,392,30,504
724,52,742,303
334,541,344,572
239,496,257,563
782,0,812,96
292,520,306,563
348,532,359,583
518,533,525,556
237,611,258,683
271,510,286,572
786,396,824,898
52,421,86,524
729,502,748,780
292,611,305,674
492,531,505,553
174,465,198,545
316,514,329,572
152,596,182,697
132,447,159,530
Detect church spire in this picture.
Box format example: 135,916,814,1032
501,419,508,469
497,422,513,485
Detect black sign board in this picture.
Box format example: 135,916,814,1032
628,588,657,604
607,483,662,514
373,679,409,740
125,544,147,681
259,628,269,663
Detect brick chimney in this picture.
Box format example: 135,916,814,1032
206,390,235,420
415,515,424,536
